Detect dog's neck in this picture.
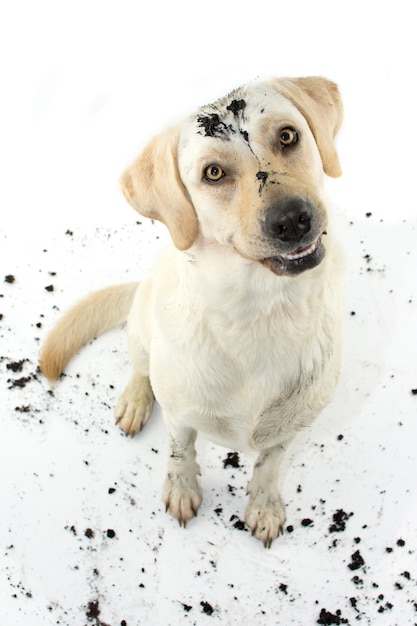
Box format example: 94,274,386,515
179,241,315,319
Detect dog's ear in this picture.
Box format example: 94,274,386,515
271,76,343,178
120,127,198,250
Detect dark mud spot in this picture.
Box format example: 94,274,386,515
201,600,214,615
223,452,240,468
226,99,246,115
348,550,365,571
256,171,268,193
6,359,29,373
15,405,32,413
317,607,348,624
230,515,247,531
329,509,353,533
8,376,33,389
86,599,100,621
197,113,234,139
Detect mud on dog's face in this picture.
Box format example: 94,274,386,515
121,77,343,276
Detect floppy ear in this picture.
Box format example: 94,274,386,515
120,126,198,250
271,76,343,178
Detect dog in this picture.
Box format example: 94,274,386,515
40,76,344,548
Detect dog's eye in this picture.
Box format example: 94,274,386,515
204,164,225,182
279,127,298,147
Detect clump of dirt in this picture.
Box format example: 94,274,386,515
6,359,29,372
329,509,353,533
86,600,100,621
230,515,247,531
200,600,214,615
301,518,313,527
8,376,33,389
223,452,240,468
348,550,365,571
317,607,348,624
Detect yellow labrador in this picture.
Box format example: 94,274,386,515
40,76,344,548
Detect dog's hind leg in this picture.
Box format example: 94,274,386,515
162,422,202,528
245,444,288,548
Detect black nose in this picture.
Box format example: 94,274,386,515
265,199,312,242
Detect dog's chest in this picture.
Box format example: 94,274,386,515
145,248,341,452
151,304,328,452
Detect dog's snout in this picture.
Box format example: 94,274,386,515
265,199,312,242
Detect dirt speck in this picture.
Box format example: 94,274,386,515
301,518,313,527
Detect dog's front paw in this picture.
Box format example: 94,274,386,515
245,492,286,548
163,471,202,528
115,376,154,437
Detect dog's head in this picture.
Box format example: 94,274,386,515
120,76,343,276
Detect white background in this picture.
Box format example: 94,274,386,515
1,1,416,625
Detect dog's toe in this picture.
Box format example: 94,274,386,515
245,493,286,548
115,380,154,436
163,473,202,527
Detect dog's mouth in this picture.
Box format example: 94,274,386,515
259,234,325,276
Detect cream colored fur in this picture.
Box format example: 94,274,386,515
40,76,344,548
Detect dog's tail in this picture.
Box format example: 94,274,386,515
40,282,139,382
